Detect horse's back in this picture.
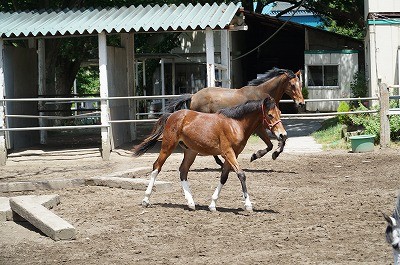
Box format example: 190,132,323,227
190,87,246,113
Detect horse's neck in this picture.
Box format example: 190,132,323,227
236,110,263,138
242,76,285,103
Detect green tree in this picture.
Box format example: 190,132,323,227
239,0,364,39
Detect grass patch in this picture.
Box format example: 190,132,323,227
312,117,350,150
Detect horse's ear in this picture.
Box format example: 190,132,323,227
263,95,275,109
295,70,303,83
383,212,397,226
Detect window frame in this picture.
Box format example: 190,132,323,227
306,64,340,90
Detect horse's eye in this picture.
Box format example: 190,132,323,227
268,114,274,119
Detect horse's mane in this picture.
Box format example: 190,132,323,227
217,99,274,119
247,67,296,86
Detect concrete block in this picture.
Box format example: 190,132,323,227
10,196,75,241
0,197,11,222
0,195,61,222
106,167,151,178
33,179,85,190
0,182,36,193
86,176,172,191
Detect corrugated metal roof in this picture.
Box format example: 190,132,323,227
0,3,242,38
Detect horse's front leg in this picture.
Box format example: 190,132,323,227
209,163,230,211
179,150,198,210
250,126,273,162
272,137,286,160
224,150,252,211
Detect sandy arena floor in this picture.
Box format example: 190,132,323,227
0,136,399,264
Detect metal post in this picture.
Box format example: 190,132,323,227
98,31,111,160
205,27,215,88
220,30,231,88
0,38,7,165
160,58,165,111
38,39,47,144
379,82,390,148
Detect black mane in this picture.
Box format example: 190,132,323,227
247,67,295,86
217,100,261,119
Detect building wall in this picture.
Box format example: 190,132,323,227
365,3,400,98
305,50,358,112
364,0,400,18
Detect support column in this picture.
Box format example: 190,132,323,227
160,58,165,111
220,30,231,88
38,39,47,144
205,27,215,88
379,82,390,148
122,33,137,141
98,31,111,160
0,38,6,165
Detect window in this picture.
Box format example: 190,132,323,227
307,65,339,87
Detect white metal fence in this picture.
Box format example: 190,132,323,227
0,85,398,163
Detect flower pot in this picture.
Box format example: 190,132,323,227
349,135,375,153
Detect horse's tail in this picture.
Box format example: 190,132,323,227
132,113,171,157
164,94,192,113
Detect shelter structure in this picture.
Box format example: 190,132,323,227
0,3,246,165
364,0,400,97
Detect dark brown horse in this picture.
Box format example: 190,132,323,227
133,95,286,211
164,67,304,166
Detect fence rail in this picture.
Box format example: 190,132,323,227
0,85,397,155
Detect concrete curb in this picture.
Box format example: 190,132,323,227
10,196,75,241
0,166,160,193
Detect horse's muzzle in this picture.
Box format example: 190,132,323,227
278,133,287,142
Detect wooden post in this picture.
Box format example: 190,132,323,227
0,38,7,165
379,82,390,148
98,31,111,160
38,39,47,144
205,27,215,88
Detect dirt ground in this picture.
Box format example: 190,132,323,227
0,137,399,264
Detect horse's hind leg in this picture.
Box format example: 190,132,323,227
209,163,230,211
250,126,273,162
142,141,176,207
179,150,197,210
213,155,224,167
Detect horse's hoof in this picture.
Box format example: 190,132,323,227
245,205,253,212
250,154,257,162
209,205,217,212
272,152,279,160
141,198,150,207
188,204,196,211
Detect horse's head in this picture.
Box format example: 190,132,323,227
262,96,287,141
384,195,400,253
284,70,305,108
384,212,400,251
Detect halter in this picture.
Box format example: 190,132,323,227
261,102,282,131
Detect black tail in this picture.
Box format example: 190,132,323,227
132,114,171,157
163,94,192,113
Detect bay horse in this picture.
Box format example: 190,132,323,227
164,67,304,166
133,95,287,211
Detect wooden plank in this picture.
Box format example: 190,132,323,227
379,82,390,148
